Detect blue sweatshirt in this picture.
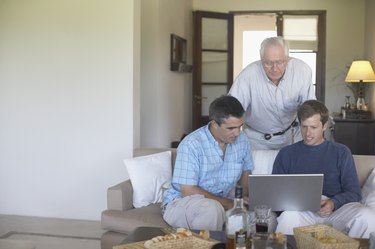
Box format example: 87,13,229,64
272,140,362,210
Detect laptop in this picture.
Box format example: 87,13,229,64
248,174,324,212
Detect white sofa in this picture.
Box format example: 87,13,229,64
101,148,375,249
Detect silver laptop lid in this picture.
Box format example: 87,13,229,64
248,174,324,212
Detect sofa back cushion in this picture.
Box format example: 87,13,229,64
251,150,279,174
353,155,375,187
133,148,374,187
134,148,277,174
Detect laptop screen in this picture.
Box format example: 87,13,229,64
248,174,324,212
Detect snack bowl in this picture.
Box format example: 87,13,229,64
294,224,359,249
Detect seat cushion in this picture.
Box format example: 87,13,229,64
101,204,169,234
252,150,279,174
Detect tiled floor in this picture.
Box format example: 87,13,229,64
0,214,105,249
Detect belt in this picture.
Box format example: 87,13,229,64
264,120,299,140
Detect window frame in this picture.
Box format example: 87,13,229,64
232,10,326,102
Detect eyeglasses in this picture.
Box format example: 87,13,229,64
262,59,287,69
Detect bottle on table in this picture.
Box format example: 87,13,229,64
225,185,249,249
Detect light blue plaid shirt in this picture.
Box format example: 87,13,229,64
163,124,253,206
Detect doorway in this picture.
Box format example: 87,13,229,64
192,10,326,130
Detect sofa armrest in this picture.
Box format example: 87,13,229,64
107,179,134,211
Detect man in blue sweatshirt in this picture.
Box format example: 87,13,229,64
273,100,375,238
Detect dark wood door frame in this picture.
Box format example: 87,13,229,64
192,11,233,129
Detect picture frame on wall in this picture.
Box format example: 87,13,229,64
170,34,192,73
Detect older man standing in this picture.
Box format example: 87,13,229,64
229,36,316,149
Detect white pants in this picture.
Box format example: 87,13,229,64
276,202,375,238
244,125,302,150
163,194,226,231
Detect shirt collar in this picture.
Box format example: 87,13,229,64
205,123,217,146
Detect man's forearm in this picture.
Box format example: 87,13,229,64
239,170,251,198
180,185,233,210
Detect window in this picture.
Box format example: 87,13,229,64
233,11,326,101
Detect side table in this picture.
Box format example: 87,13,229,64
333,117,375,155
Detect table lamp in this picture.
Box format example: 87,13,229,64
345,60,375,110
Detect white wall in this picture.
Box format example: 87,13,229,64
193,0,367,115
140,0,193,148
365,0,375,113
0,0,138,220
140,0,371,148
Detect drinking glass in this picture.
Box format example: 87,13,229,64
254,205,271,233
247,211,256,235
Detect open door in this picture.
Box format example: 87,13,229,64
192,11,233,129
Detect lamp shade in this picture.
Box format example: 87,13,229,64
345,60,375,82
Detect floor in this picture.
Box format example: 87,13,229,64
0,214,106,249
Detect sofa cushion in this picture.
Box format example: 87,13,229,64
124,151,172,208
251,150,279,174
361,168,375,208
101,204,169,234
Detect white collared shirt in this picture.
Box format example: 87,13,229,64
229,57,316,134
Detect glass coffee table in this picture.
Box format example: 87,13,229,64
117,226,369,249
117,226,296,249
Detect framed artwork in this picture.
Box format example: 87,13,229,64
170,34,188,72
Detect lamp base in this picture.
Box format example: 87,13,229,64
357,97,367,111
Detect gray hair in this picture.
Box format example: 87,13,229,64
260,37,289,59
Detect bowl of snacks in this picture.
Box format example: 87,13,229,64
294,224,359,249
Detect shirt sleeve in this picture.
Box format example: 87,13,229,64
172,141,200,187
330,146,362,210
229,65,253,111
243,136,254,172
272,148,289,174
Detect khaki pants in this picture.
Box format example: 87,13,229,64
276,202,375,238
163,194,226,231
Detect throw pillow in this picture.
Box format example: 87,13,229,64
124,151,172,208
361,168,375,208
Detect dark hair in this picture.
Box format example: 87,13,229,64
297,100,329,125
209,95,244,125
